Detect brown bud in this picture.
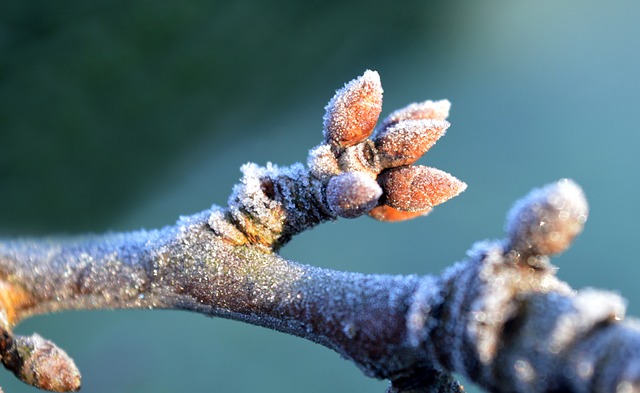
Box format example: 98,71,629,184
506,179,588,256
368,204,432,222
375,119,449,168
4,333,82,392
326,171,382,218
376,99,450,132
323,70,383,148
307,143,341,183
379,166,467,211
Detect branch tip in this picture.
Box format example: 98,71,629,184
376,99,451,134
506,178,588,257
1,330,81,392
375,119,449,168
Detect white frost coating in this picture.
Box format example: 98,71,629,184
323,70,382,147
548,288,627,354
506,178,588,256
207,206,247,245
227,162,315,239
406,275,442,364
375,119,449,168
376,99,451,134
307,143,341,183
326,171,382,218
225,160,337,247
229,162,288,233
337,143,381,178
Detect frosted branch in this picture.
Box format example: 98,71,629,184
0,71,637,393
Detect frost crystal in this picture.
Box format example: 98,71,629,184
326,171,382,218
323,70,383,148
376,99,451,133
375,119,449,168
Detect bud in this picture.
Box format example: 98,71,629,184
323,70,383,148
376,99,450,132
5,333,81,392
368,204,432,222
375,119,449,168
506,179,588,256
379,166,467,211
326,171,383,218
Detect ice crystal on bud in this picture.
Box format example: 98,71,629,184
323,70,383,148
376,99,451,133
506,179,588,256
307,144,341,183
379,166,467,212
549,289,626,354
326,171,382,218
375,119,449,168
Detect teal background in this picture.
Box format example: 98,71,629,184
1,1,639,392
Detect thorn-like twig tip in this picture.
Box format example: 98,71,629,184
506,178,588,256
377,99,451,133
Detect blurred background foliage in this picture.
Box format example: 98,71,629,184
1,1,639,392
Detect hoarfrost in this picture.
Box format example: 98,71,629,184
376,99,451,134
326,172,382,218
375,119,449,168
506,178,588,256
323,70,383,148
307,143,341,183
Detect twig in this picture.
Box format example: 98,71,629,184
0,71,638,393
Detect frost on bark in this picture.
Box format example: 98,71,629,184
0,71,638,393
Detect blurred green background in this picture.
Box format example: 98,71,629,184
1,1,639,392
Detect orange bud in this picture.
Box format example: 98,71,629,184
376,99,450,132
368,204,432,222
379,166,466,211
375,119,449,168
323,70,383,148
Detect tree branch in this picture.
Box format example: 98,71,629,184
0,71,638,393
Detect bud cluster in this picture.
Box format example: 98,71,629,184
214,70,467,249
312,70,466,221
